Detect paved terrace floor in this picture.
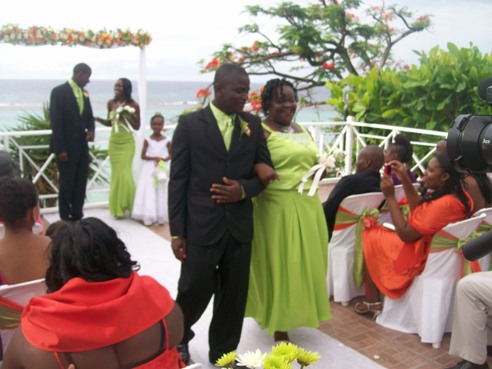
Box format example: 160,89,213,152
43,183,492,369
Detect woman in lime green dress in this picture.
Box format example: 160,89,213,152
245,79,331,342
95,78,140,218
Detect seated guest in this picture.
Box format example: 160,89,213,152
435,139,448,155
0,151,44,236
2,217,185,369
446,271,492,369
355,154,472,315
384,134,416,185
0,177,50,285
323,145,384,239
0,151,21,177
465,173,492,214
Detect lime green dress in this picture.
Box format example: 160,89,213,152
108,111,136,217
245,124,331,335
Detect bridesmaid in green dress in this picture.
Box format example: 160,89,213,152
95,78,140,218
245,79,331,342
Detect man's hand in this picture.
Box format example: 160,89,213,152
171,237,187,261
86,131,94,142
210,177,243,203
57,152,69,162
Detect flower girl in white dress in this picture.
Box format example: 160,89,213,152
131,113,171,226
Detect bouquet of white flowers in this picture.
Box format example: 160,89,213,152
152,160,167,186
113,105,136,133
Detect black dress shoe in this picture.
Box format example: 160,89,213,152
177,343,191,365
446,359,490,369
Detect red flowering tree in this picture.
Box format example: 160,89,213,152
197,0,431,108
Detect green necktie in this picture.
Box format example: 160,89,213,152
223,115,234,151
74,87,84,115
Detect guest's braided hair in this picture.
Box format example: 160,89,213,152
391,134,413,164
261,78,298,116
46,217,140,293
421,153,471,215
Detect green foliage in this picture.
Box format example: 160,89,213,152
7,104,108,204
326,43,492,132
200,0,432,107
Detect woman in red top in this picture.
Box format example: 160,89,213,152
3,217,185,369
357,154,472,315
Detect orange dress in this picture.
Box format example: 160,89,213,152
21,272,185,368
362,194,469,299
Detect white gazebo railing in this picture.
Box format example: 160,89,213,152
0,118,447,214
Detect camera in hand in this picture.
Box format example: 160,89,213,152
447,78,492,260
383,163,392,175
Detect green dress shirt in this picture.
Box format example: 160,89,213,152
68,79,84,115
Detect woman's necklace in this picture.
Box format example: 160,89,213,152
266,119,294,133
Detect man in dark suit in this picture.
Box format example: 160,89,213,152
50,63,95,221
168,64,273,365
323,145,384,238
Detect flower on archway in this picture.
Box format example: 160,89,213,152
0,24,152,48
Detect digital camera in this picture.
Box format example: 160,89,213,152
447,78,492,260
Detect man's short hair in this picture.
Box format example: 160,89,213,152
213,64,247,86
73,63,91,75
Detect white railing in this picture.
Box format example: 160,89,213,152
0,118,447,214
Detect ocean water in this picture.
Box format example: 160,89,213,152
0,79,335,132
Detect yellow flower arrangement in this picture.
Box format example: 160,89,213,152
214,342,320,369
0,24,152,48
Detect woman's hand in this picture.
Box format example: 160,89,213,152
386,160,408,182
380,175,395,199
253,163,280,186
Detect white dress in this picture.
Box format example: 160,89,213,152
131,137,170,225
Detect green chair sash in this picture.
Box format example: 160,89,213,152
0,296,22,329
333,206,380,287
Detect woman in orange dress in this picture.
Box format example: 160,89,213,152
355,154,472,315
3,218,185,369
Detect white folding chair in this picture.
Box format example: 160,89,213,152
0,278,46,353
472,207,492,271
327,192,385,306
376,214,486,348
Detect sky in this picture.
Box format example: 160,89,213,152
0,0,491,83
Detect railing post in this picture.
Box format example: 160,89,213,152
2,136,8,151
345,116,354,174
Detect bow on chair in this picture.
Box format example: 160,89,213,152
431,230,483,275
379,198,411,220
0,296,22,329
298,152,336,197
333,206,380,287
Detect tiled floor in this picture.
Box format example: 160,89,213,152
321,298,457,369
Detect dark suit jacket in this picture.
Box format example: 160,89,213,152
168,105,272,246
323,170,381,238
49,82,95,159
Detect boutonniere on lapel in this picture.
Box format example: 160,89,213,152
83,90,89,98
240,121,251,137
